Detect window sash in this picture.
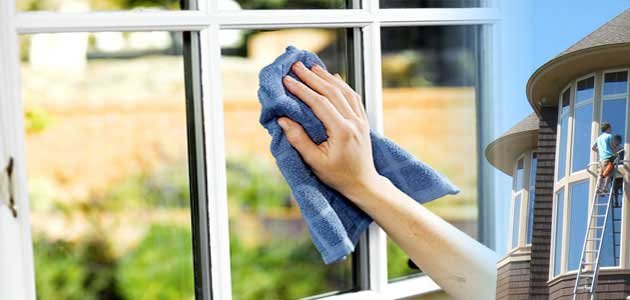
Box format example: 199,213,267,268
2,0,500,299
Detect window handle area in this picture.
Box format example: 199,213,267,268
0,157,17,218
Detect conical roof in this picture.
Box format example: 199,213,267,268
561,9,630,55
485,113,539,175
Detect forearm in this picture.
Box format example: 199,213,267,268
346,175,497,300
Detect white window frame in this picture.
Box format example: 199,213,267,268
0,0,501,299
570,73,595,175
526,151,537,245
509,154,526,250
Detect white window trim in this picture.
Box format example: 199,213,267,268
0,0,501,299
570,73,595,175
509,153,526,251
526,151,537,246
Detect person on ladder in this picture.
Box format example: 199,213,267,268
592,122,621,193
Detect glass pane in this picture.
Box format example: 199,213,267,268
576,77,595,103
553,188,564,277
558,113,569,180
221,0,351,9
567,180,589,272
511,194,522,249
601,98,627,143
526,153,537,244
604,71,628,95
18,0,181,11
221,28,354,299
380,0,481,8
21,32,195,299
380,25,481,280
600,178,623,267
514,158,524,190
571,104,593,172
561,88,571,115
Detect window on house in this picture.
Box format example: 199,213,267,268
571,77,594,173
510,156,525,250
557,88,571,180
221,28,355,298
601,71,628,144
553,188,565,277
20,31,196,300
511,194,522,249
380,25,482,280
526,152,537,244
567,180,589,272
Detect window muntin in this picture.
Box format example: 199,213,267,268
219,0,352,10
20,32,196,299
526,152,537,245
511,194,522,249
380,25,482,280
553,188,565,277
570,77,594,173
380,0,481,8
221,28,355,298
557,88,571,180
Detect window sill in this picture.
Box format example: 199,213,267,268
320,275,442,300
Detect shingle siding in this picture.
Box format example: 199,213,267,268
496,259,531,300
548,274,630,299
527,107,558,298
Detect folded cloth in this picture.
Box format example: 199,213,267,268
258,46,459,264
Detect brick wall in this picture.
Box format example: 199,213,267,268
496,259,531,300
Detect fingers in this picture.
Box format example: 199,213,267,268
331,73,368,121
277,117,322,164
283,76,344,130
291,62,355,118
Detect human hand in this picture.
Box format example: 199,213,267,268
277,61,381,201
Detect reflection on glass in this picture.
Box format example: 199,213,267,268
601,98,627,144
221,0,350,9
600,182,623,267
511,195,521,249
603,71,628,95
380,25,481,280
18,0,180,11
514,158,524,190
557,89,570,180
380,0,480,8
526,153,537,244
21,32,194,299
576,77,594,103
553,188,564,276
567,180,588,272
571,104,593,172
221,28,354,299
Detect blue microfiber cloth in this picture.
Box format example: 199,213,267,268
258,46,459,264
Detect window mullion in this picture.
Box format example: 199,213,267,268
199,26,233,300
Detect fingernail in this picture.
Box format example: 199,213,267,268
283,76,295,85
278,118,290,129
293,61,304,70
312,64,323,72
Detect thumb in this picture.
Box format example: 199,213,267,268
277,117,320,163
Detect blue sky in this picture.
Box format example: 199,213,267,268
493,1,630,254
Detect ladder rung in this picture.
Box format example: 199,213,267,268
577,285,590,290
587,238,602,241
594,203,608,206
585,250,598,253
591,214,606,218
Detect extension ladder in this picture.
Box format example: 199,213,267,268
573,150,624,300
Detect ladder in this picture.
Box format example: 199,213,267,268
573,150,624,300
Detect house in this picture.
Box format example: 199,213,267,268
486,8,630,299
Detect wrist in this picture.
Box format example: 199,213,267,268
343,172,391,205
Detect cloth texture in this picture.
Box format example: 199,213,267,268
594,132,615,160
258,45,459,264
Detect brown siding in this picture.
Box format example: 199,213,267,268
496,259,532,300
548,273,630,299
528,107,558,298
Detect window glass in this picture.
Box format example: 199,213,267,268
220,0,351,9
514,158,524,191
571,104,593,172
221,28,354,299
380,25,481,280
567,180,589,272
20,32,195,299
380,0,481,8
511,194,522,249
558,107,570,180
527,153,537,244
601,98,627,145
576,77,595,103
600,189,623,267
553,188,564,277
603,71,628,95
561,88,571,115
18,0,182,11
